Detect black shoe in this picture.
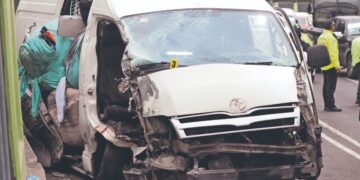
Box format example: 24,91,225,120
325,107,342,112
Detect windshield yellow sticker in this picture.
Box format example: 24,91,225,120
170,58,179,69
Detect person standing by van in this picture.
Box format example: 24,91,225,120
351,36,360,105
317,20,342,112
294,25,313,52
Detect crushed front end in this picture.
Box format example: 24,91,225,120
116,8,322,180
117,63,322,180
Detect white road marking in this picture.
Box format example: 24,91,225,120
345,77,358,84
322,133,360,160
320,120,360,148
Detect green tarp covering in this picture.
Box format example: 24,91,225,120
19,20,72,117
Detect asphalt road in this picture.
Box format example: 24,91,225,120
313,73,360,180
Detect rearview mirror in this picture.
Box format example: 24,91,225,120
58,15,85,37
307,45,330,68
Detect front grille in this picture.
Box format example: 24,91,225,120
170,105,300,139
179,108,294,123
184,118,295,136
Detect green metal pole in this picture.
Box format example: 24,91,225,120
0,0,26,179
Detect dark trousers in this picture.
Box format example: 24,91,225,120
353,63,360,101
357,70,360,102
323,68,337,108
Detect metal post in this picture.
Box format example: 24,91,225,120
294,0,299,12
0,26,12,180
0,0,26,179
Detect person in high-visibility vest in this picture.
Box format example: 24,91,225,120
317,20,342,112
301,32,313,47
351,36,360,105
294,25,313,52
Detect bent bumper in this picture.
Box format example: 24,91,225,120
187,164,317,180
187,143,308,158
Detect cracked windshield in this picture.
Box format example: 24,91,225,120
122,10,297,68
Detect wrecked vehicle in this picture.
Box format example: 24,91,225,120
16,0,329,179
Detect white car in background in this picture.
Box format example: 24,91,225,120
295,12,313,30
282,8,296,26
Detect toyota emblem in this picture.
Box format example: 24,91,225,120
229,98,247,113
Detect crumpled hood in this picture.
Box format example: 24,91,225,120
138,64,298,117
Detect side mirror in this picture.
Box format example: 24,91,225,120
58,15,85,37
307,45,330,68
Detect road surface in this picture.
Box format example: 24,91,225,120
313,73,360,180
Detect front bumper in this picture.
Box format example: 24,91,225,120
186,143,308,158
124,164,317,180
187,164,317,180
123,143,317,180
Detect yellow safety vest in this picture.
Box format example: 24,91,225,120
317,30,340,71
301,33,313,46
352,36,360,67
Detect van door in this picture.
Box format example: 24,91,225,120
15,0,66,50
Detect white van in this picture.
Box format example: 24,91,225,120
16,0,328,179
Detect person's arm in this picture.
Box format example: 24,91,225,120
329,38,340,71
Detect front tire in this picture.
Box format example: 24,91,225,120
96,142,132,180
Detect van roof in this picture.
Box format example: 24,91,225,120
107,0,274,18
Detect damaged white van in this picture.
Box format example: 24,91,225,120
17,0,329,179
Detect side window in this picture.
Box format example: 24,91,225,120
335,20,346,33
347,20,360,36
96,20,128,114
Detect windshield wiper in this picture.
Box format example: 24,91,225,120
136,62,170,68
136,61,187,74
243,61,273,65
